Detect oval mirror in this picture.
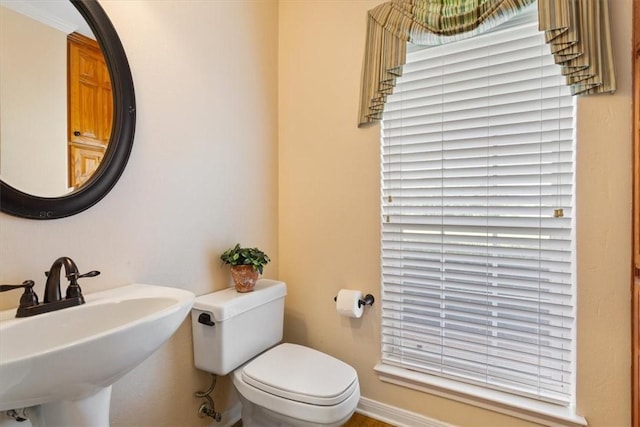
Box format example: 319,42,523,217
0,0,135,219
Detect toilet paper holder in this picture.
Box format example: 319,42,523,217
333,293,375,308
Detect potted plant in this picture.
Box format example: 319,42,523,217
220,243,270,293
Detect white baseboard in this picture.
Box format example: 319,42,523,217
357,397,456,427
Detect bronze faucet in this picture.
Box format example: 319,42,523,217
0,257,100,318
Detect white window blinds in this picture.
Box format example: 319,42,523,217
380,8,575,406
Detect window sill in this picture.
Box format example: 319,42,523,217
374,364,587,427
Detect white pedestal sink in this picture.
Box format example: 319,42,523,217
0,283,195,426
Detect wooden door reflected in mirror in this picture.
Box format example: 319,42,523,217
67,32,112,189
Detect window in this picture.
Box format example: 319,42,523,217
379,6,578,421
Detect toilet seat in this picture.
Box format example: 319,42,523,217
241,343,358,406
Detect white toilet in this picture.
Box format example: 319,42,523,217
191,279,360,427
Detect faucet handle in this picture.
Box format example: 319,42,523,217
0,280,39,308
65,270,100,299
0,280,35,292
66,270,100,281
77,270,100,279
19,281,39,308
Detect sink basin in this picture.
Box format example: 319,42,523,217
0,283,195,425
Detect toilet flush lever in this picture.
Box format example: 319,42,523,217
198,313,215,326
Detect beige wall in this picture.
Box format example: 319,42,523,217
279,1,632,427
0,0,279,426
0,6,68,196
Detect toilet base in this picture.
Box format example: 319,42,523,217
237,392,355,427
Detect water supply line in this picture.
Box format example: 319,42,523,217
5,409,29,422
195,374,222,422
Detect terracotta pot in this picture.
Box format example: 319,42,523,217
230,265,259,293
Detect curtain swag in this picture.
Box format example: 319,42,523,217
358,0,617,127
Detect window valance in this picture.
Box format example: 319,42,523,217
358,0,617,127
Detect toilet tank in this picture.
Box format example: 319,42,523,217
191,279,286,375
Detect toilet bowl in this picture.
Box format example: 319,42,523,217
233,343,360,427
191,280,360,426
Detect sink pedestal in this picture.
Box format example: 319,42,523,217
32,386,111,427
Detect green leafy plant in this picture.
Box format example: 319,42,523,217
220,243,270,274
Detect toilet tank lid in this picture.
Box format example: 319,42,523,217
193,279,286,321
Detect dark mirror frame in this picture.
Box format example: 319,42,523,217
0,0,136,220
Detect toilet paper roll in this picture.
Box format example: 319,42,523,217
336,289,364,318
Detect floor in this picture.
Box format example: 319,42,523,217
231,413,394,427
344,413,395,426
232,414,393,427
